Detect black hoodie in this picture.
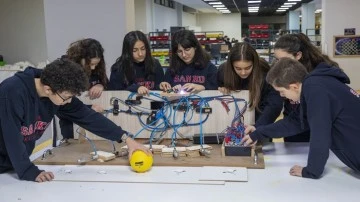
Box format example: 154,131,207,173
108,60,164,92
0,67,127,181
251,63,360,178
300,63,360,178
164,61,218,90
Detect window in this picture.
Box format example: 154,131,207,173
154,0,174,9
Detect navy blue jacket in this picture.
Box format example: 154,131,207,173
251,63,360,178
217,64,283,127
164,61,218,90
108,60,164,92
0,67,127,181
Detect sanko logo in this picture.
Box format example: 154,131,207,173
135,161,144,166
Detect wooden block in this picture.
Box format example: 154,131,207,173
162,147,186,153
186,145,212,151
160,91,190,100
90,151,116,162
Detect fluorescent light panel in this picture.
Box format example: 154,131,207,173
208,2,223,4
212,5,225,7
216,7,227,10
248,1,261,3
287,0,301,1
284,2,297,5
281,5,293,7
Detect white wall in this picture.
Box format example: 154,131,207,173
197,13,242,41
43,0,127,75
182,12,197,27
135,0,153,33
322,0,360,89
0,0,47,64
153,3,178,31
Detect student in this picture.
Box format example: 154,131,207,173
243,57,360,179
245,33,340,142
160,30,218,93
217,42,283,127
0,58,151,182
108,31,164,94
60,38,108,139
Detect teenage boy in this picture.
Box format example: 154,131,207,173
241,58,360,179
0,58,151,182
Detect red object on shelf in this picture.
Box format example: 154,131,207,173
249,25,256,30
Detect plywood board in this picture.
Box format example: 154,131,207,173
52,165,224,185
34,140,265,169
72,90,254,140
199,166,248,182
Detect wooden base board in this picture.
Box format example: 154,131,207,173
34,139,264,169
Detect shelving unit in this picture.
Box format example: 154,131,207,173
149,32,171,66
194,31,224,45
248,24,272,49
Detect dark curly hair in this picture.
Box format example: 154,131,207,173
41,58,89,95
66,38,108,87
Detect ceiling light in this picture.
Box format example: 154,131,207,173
249,10,258,12
284,2,297,5
212,5,225,7
278,7,289,10
281,5,293,7
208,2,223,4
276,10,286,12
248,1,261,3
287,0,302,1
216,7,227,10
249,7,259,9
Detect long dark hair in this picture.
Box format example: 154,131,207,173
66,38,107,87
274,33,339,71
223,42,269,110
170,30,211,75
112,31,155,85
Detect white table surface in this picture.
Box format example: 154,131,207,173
1,142,359,202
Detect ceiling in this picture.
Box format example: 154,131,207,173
175,0,319,16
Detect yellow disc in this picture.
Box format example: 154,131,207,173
129,150,153,173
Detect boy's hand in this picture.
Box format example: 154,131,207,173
126,138,152,159
35,171,54,183
244,125,256,135
240,135,257,147
290,165,303,177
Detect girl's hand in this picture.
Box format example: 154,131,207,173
89,84,104,99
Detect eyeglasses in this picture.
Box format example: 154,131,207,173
176,48,193,56
56,92,73,102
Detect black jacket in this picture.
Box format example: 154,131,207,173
108,60,164,92
164,61,218,90
0,67,126,181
